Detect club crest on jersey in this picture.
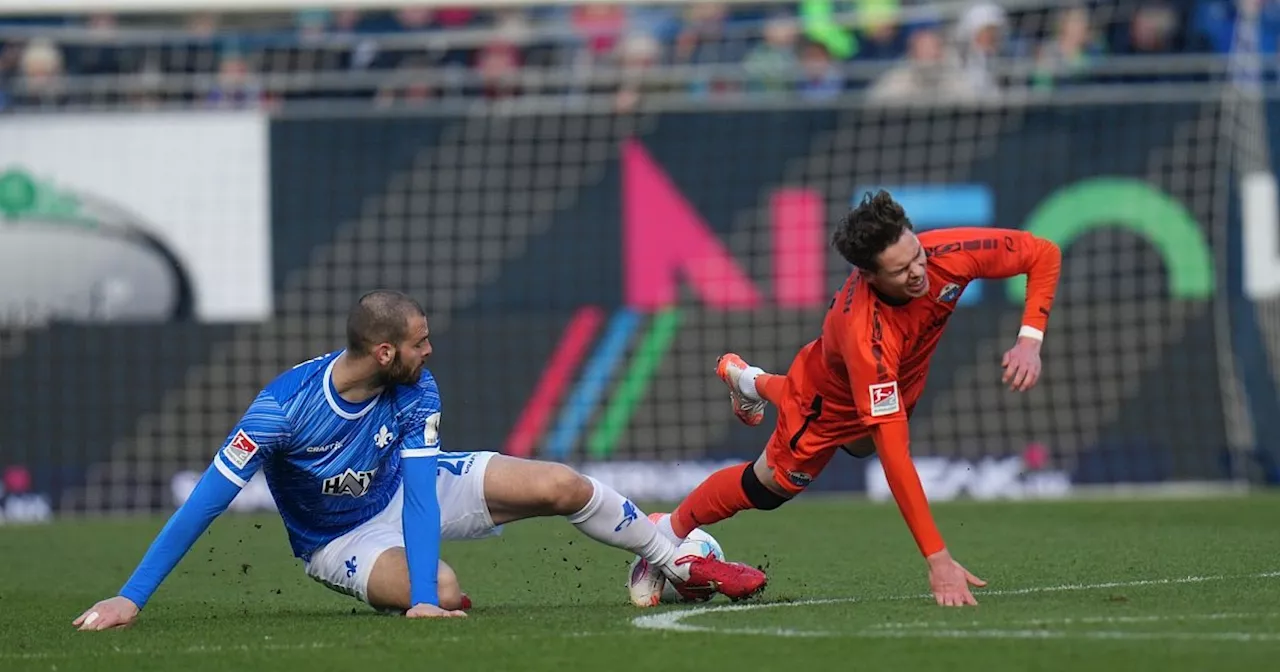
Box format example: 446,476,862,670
322,468,377,498
787,470,814,488
221,429,259,469
373,425,394,449
936,282,962,304
869,381,901,417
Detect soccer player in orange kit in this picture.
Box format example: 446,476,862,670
649,190,1062,607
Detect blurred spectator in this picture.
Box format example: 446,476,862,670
673,2,728,63
330,10,381,73
295,9,329,43
1119,2,1181,56
68,13,120,76
867,27,976,103
375,54,433,108
800,0,855,61
16,38,67,108
0,1,1255,111
126,57,166,109
674,3,746,97
432,7,476,29
614,32,662,113
573,4,627,58
743,14,800,94
952,2,1008,95
854,0,908,61
205,48,267,109
1031,5,1103,89
0,40,22,111
1193,0,1280,55
332,9,362,33
473,11,530,98
394,6,434,32
477,41,521,99
797,38,842,100
627,5,682,44
186,12,220,38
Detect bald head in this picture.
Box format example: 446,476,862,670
346,289,426,355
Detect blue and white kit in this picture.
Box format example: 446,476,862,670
118,351,501,609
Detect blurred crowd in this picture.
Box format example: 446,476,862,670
0,0,1275,112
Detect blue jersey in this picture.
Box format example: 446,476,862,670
119,350,444,609
216,351,439,558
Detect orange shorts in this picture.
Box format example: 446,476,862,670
764,388,918,494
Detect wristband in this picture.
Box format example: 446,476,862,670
1018,325,1044,342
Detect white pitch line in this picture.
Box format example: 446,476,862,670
854,629,1280,643
885,570,1280,602
632,570,1280,640
871,612,1280,630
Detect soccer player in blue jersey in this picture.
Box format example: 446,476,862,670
73,290,767,630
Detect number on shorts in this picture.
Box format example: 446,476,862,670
437,457,467,476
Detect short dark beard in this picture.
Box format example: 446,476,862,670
378,351,420,387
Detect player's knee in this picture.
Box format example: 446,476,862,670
436,561,464,610
741,463,791,511
542,464,594,516
365,547,411,612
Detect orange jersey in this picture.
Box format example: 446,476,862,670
767,227,1061,556
800,227,1060,431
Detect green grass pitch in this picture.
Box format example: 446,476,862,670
3,494,1280,671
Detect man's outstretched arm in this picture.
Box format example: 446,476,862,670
74,394,286,630
933,228,1062,334
870,420,943,557
869,420,986,606
931,228,1062,391
398,374,464,619
72,462,246,630
401,443,444,612
840,327,985,607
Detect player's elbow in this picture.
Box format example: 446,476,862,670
1035,236,1062,264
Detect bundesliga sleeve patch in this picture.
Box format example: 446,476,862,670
869,381,901,417
221,429,259,469
423,412,441,447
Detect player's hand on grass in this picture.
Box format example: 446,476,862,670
406,603,468,619
926,550,987,607
1001,336,1042,392
73,596,140,631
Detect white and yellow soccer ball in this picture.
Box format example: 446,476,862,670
628,528,726,607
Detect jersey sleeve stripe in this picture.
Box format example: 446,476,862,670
401,447,440,459
214,456,249,488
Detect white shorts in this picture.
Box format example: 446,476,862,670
304,451,502,604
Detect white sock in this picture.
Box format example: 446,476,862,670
738,366,765,400
655,513,683,543
567,477,676,568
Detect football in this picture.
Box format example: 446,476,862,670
627,528,726,606
664,529,726,603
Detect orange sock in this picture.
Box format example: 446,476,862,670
671,462,754,539
756,373,786,405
